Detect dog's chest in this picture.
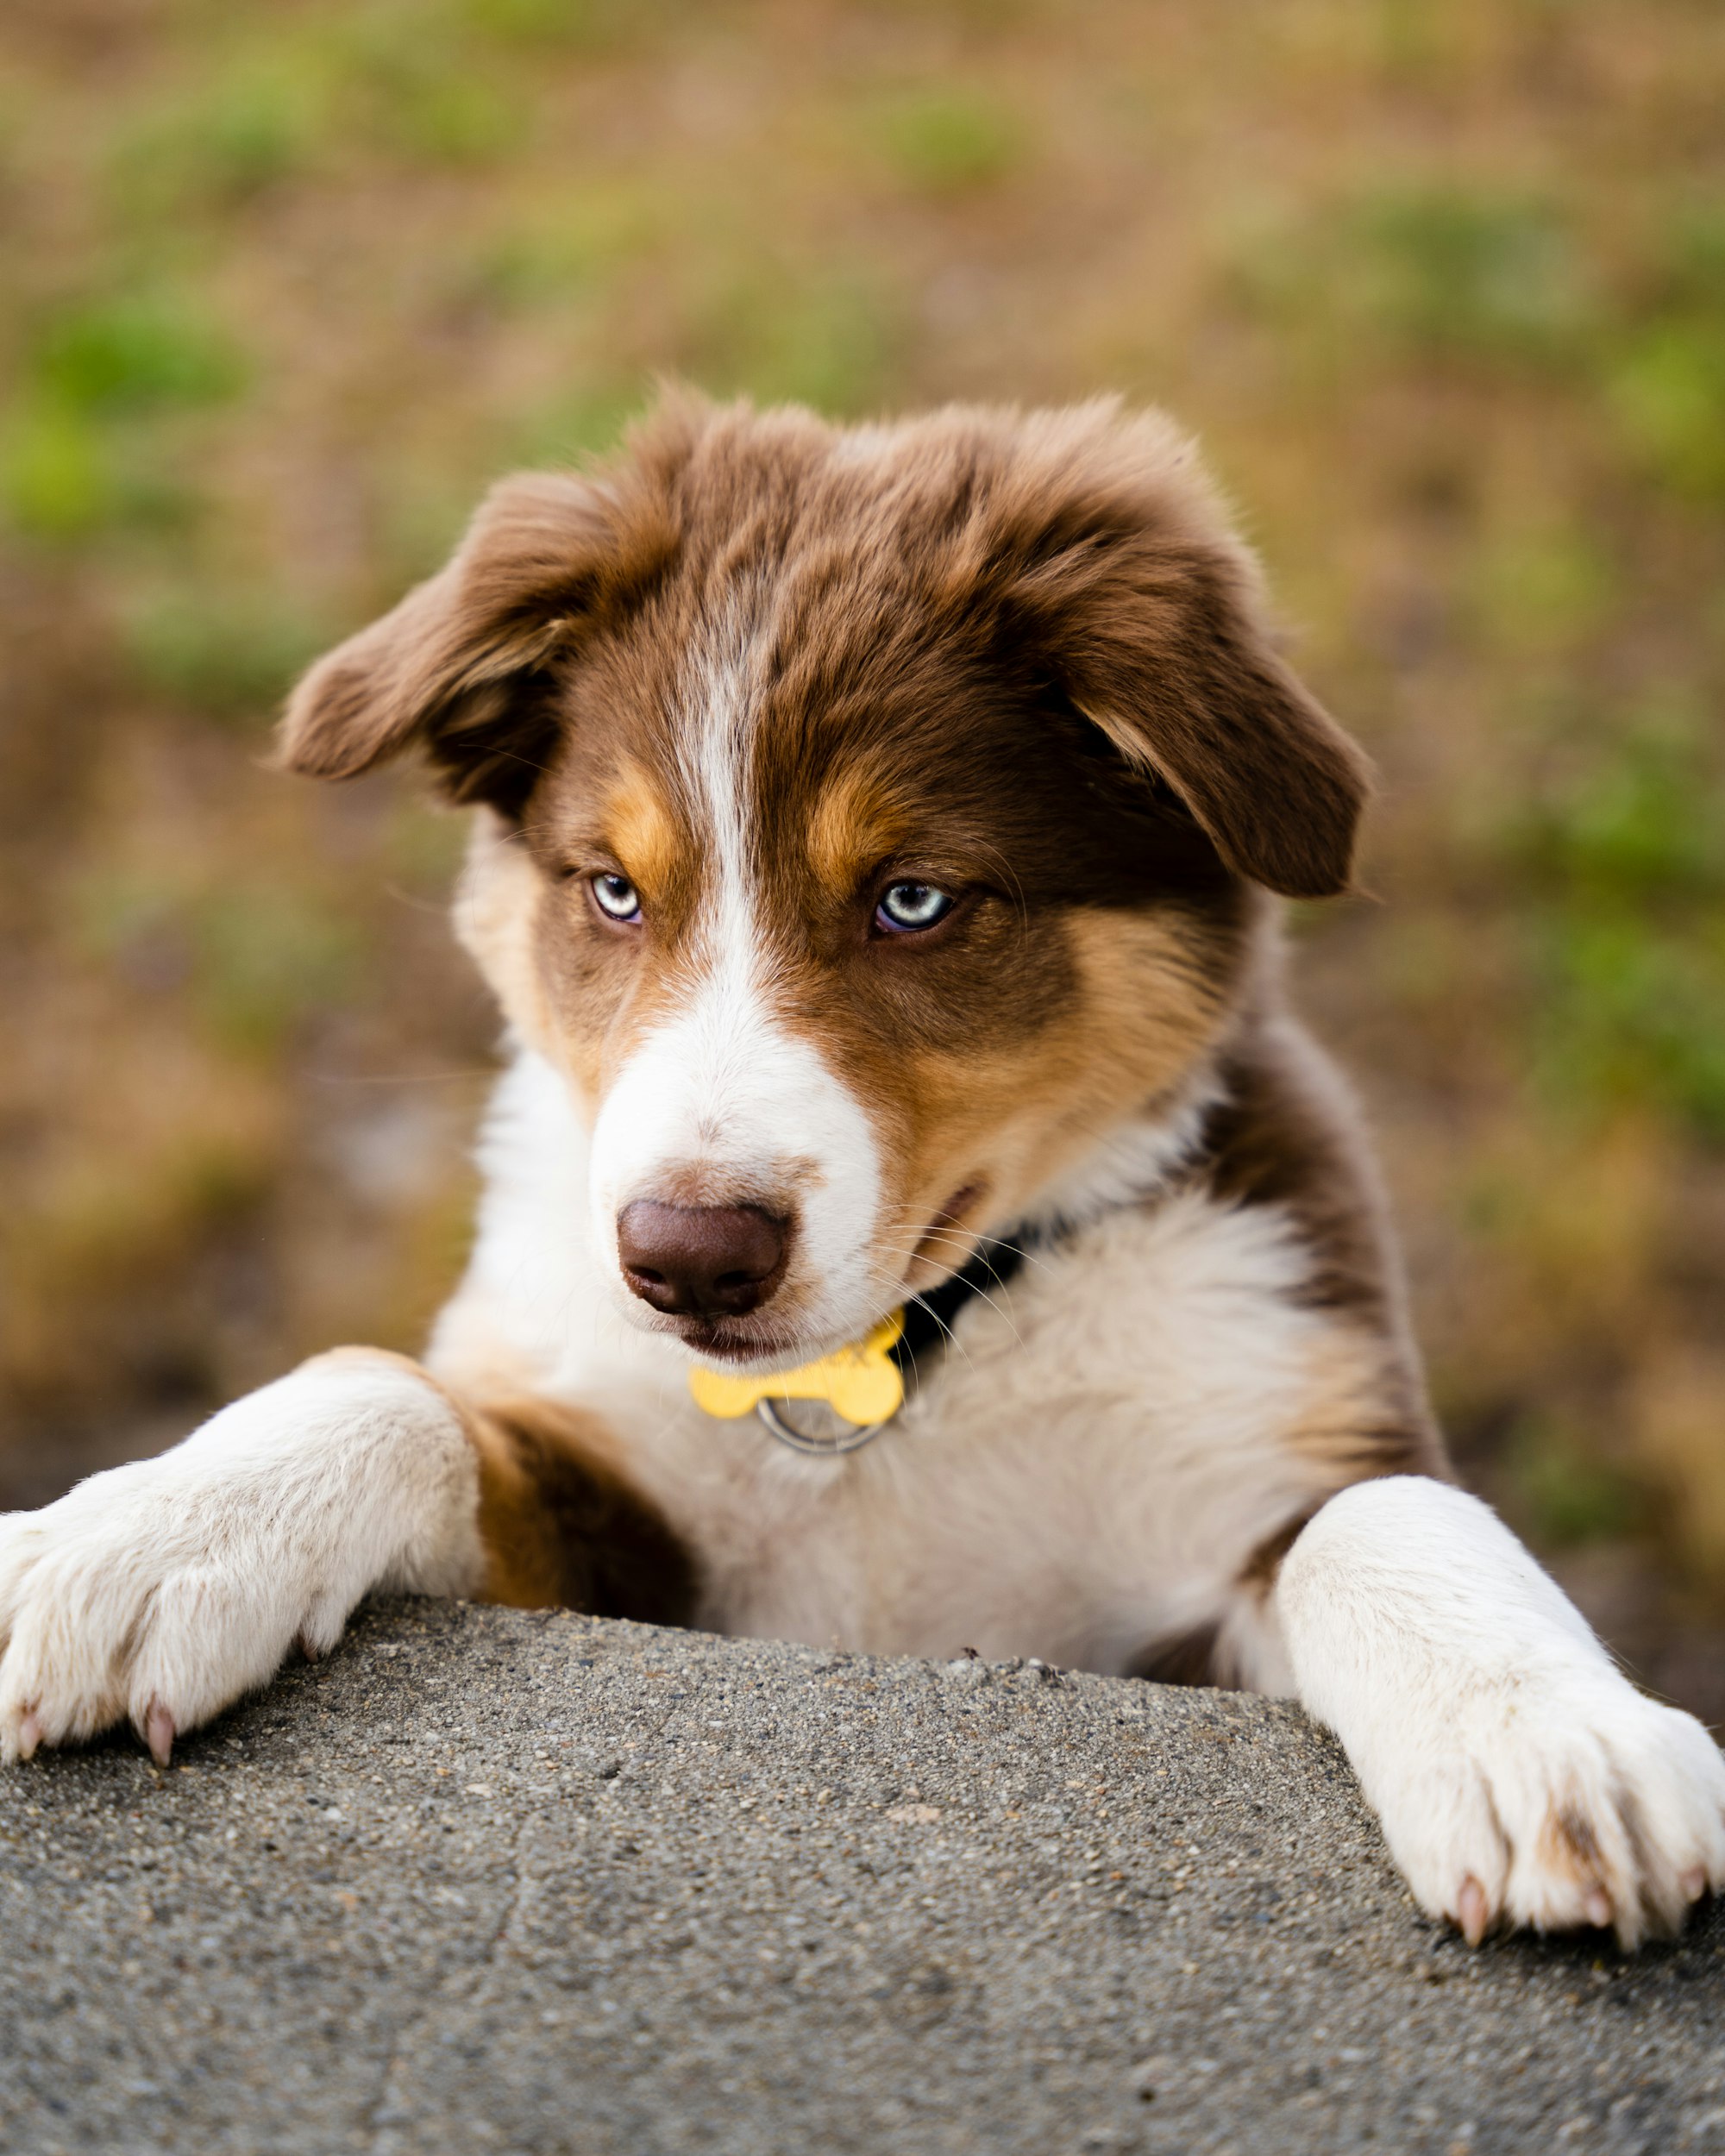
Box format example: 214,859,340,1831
430,1055,1345,1674
601,1195,1343,1672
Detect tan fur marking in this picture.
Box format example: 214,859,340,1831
864,906,1239,1294
1284,1324,1444,1480
603,759,684,899
1062,907,1238,1106
806,767,912,901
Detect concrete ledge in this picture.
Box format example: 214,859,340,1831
3,1598,1722,2154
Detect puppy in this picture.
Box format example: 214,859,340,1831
3,392,1721,1950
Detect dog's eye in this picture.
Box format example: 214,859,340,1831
875,881,954,935
591,873,643,924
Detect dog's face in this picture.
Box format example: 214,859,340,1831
283,396,1367,1368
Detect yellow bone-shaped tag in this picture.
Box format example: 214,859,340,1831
688,1310,906,1428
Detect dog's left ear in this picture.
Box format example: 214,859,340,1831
985,405,1371,899
277,467,674,814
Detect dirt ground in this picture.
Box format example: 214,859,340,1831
1,0,1722,1715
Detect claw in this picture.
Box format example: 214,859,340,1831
1680,1866,1708,1902
1584,1887,1612,1931
1456,1874,1490,1947
143,1700,174,1769
16,1708,41,1763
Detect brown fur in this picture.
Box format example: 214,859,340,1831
280,390,1438,1623
1195,1002,1446,1491
469,1395,697,1624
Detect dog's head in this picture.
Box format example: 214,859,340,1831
281,393,1367,1368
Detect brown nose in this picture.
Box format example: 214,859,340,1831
616,1201,789,1319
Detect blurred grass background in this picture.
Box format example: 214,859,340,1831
2,0,1722,1711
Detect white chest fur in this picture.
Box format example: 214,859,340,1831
427,1050,1352,1683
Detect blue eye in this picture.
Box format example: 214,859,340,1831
591,872,643,924
875,881,954,934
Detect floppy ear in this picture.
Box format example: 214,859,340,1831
278,468,674,815
987,405,1371,899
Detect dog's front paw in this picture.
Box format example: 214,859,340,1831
1375,1667,1725,1950
0,1455,326,1766
0,1353,477,1766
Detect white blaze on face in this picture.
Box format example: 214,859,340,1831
585,606,885,1358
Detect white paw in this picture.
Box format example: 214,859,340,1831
1279,1476,1725,1952
0,1354,480,1765
0,1452,333,1766
1373,1665,1725,1949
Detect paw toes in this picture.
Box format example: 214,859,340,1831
1389,1687,1725,1951
141,1699,175,1769
1455,1873,1492,1948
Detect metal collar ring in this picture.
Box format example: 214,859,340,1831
755,1397,891,1457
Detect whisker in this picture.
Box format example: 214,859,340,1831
878,1220,1057,1279
899,1293,977,1376
383,881,454,918
486,745,559,783
868,1240,1041,1334
962,1283,1027,1353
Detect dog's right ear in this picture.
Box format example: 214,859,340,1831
278,469,674,814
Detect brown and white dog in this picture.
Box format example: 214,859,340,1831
3,393,1722,1949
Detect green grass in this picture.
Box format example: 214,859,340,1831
190,882,366,1055
1502,712,1725,1139
508,379,657,467
1231,180,1596,374
1609,324,1725,504
104,62,328,217
873,88,1025,197
1,401,112,540
1604,202,1725,502
1517,711,1722,901
1504,1415,1647,1549
1461,524,1612,660
31,294,247,415
677,259,902,416
120,586,333,723
1530,918,1725,1141
3,293,243,541
1,400,207,542
471,185,668,310
71,868,366,1055
458,0,643,43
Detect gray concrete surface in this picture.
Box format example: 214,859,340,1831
2,1599,1722,2156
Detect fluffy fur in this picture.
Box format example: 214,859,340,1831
3,392,1721,1952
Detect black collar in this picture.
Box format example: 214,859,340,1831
889,1233,1035,1379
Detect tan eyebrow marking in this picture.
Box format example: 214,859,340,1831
603,759,683,895
806,765,913,901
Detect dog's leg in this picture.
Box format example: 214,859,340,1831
0,1349,483,1763
1275,1475,1725,1946
464,1394,696,1627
